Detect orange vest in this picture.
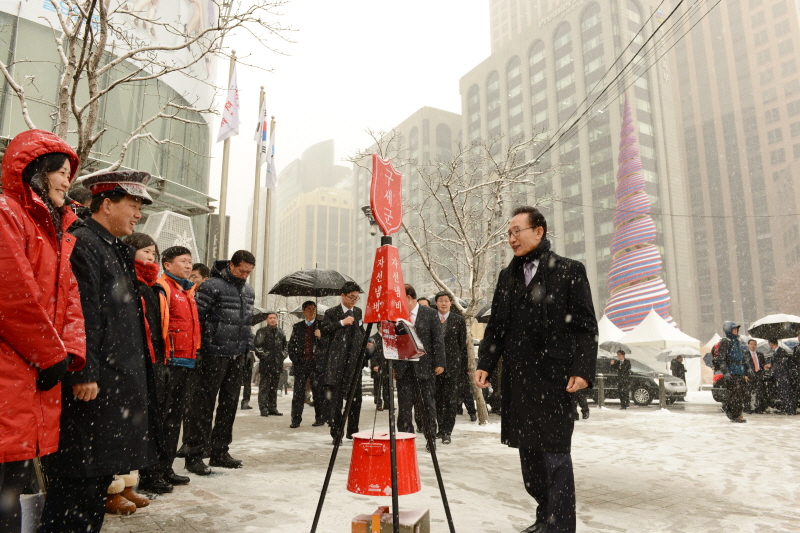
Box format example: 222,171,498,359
156,274,201,361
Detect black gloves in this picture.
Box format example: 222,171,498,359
36,354,73,391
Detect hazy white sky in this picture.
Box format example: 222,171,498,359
209,0,491,251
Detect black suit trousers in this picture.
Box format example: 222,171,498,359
291,359,325,424
183,355,243,458
397,374,437,437
519,449,576,533
435,373,458,435
329,377,362,439
259,359,282,412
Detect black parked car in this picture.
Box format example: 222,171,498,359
590,357,687,406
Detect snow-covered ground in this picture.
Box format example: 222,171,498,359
104,391,800,532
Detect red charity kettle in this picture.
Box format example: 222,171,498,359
347,431,421,496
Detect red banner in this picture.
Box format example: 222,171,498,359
369,154,403,236
364,245,409,324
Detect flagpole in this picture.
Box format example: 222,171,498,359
261,116,275,306
218,50,236,260
251,86,265,301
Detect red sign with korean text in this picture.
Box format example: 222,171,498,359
370,154,403,236
364,245,409,324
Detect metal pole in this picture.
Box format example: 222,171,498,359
310,322,374,533
597,374,605,409
409,364,456,533
260,117,275,305
251,87,265,300
217,50,236,260
659,375,666,409
387,359,400,533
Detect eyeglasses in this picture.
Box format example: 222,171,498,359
345,294,360,302
507,226,534,239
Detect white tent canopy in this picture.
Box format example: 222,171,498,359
618,309,702,349
618,309,703,391
598,315,626,342
702,333,721,354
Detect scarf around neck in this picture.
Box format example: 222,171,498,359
519,237,551,264
165,271,195,291
135,260,160,286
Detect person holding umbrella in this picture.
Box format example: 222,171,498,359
771,338,796,415
288,301,325,427
670,356,687,402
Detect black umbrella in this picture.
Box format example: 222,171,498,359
268,269,355,298
598,341,631,354
476,303,492,324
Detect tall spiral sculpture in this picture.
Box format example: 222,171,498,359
603,95,675,331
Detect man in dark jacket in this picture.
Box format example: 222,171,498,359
610,350,632,409
718,321,753,422
434,291,467,445
320,281,366,440
670,355,687,402
288,301,325,427
254,312,287,417
182,251,255,475
771,338,796,415
395,284,446,448
475,206,597,533
41,172,160,533
744,339,769,413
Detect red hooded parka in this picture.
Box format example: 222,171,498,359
0,129,87,463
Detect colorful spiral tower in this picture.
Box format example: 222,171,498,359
603,95,675,331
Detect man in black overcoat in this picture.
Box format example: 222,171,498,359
475,206,597,533
320,281,366,440
434,291,468,444
395,284,446,448
41,172,161,533
744,339,769,413
610,350,632,409
254,312,287,416
288,301,325,427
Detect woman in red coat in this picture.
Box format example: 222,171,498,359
0,130,87,531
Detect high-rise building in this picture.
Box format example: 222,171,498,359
352,107,462,295
672,0,800,333
273,140,354,282
489,0,537,52
460,0,701,337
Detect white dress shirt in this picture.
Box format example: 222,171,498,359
409,303,419,325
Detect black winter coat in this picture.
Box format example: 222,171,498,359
254,325,287,369
396,305,446,381
670,359,687,382
611,358,632,380
195,260,255,358
49,218,159,477
477,250,598,452
441,312,468,378
320,304,365,387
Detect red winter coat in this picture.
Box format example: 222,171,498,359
0,129,87,463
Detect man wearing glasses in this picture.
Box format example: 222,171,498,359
475,206,597,533
320,281,365,441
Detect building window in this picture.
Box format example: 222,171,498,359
794,143,800,159
782,59,797,77
778,39,794,56
764,88,778,103
775,19,791,37
770,148,786,163
751,11,766,26
786,79,800,96
754,29,768,45
760,69,775,84
756,49,772,63
767,128,784,144
788,99,800,116
765,107,780,123
772,0,787,17
790,122,800,137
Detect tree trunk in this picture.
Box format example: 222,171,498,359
464,316,490,424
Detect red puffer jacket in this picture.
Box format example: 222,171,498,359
0,129,87,463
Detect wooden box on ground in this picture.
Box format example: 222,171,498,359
351,507,430,533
